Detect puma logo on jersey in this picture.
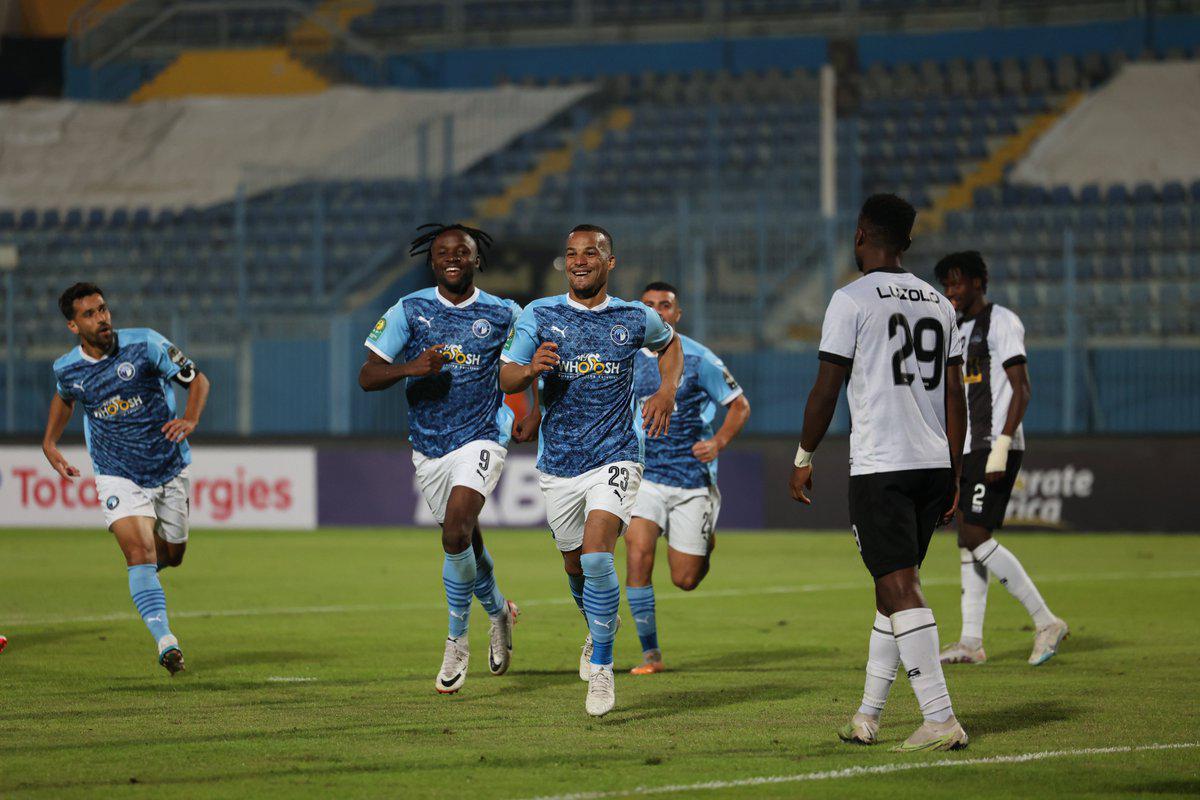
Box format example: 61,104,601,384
71,382,85,393
417,315,433,328
550,325,567,338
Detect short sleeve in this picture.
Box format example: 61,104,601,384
946,312,964,367
698,348,743,406
364,301,409,364
641,306,675,352
993,311,1026,369
818,291,858,367
501,305,539,365
54,374,72,400
146,329,194,382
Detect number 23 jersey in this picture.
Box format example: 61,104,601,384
818,267,963,476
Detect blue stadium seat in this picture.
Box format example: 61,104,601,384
1078,184,1102,205
1104,184,1131,205
1162,181,1186,205
1131,182,1158,204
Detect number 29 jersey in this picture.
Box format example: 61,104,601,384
818,267,963,476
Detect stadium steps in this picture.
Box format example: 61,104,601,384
474,106,635,221
129,48,330,101
917,90,1084,233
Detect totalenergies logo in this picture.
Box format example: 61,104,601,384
91,394,144,419
441,345,482,368
560,353,621,376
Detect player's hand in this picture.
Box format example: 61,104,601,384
939,484,960,527
642,388,674,438
789,464,813,505
162,418,196,443
513,407,541,443
529,342,559,375
406,344,447,377
692,438,721,463
43,445,80,480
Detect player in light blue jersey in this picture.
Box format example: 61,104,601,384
500,224,682,717
625,282,751,675
42,283,211,675
359,224,539,695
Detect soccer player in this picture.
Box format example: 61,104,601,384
42,283,210,675
625,281,750,675
499,225,682,717
789,195,969,751
359,224,537,696
935,251,1068,666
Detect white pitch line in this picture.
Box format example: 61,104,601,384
7,569,1199,627
266,676,317,683
514,742,1200,800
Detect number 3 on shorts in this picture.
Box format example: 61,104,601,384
607,465,630,492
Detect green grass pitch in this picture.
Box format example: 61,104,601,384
3,528,1199,798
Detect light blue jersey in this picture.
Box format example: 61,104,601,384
365,286,521,458
633,334,743,489
53,328,194,488
502,294,675,478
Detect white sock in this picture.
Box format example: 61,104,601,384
960,548,988,645
972,539,1055,628
892,608,954,724
859,610,899,717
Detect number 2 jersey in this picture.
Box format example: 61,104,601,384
959,303,1026,455
365,286,522,459
818,267,963,476
53,328,197,487
502,294,675,478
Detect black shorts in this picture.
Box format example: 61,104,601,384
848,468,956,579
960,449,1024,531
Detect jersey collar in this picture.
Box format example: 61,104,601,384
78,333,119,364
566,294,611,312
435,286,480,308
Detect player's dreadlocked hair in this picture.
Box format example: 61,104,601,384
934,250,989,293
408,223,494,270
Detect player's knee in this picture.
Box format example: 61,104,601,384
124,547,156,567
672,573,702,592
958,525,991,551
441,516,475,553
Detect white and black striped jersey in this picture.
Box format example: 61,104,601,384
819,267,964,476
959,303,1026,454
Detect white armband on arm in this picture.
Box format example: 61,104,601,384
985,434,1012,473
794,444,814,468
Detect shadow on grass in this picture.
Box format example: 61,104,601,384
609,681,814,726
993,633,1115,662
680,646,834,673
1120,779,1200,795
0,627,109,647
967,699,1078,737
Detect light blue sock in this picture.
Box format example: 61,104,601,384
473,547,507,617
567,572,585,614
128,564,172,642
626,584,659,654
581,552,620,666
442,548,476,639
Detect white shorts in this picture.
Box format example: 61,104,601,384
539,461,643,552
95,468,191,543
631,479,721,557
412,440,507,524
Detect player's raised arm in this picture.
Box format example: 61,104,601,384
499,305,558,394
41,393,80,480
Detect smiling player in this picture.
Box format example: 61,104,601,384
359,223,538,695
499,224,682,717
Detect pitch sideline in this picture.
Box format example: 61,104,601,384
515,742,1200,800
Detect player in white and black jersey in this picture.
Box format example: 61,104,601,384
790,195,969,752
935,251,1069,667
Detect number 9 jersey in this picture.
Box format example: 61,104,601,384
818,267,963,476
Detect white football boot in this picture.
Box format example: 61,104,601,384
940,640,987,664
436,637,469,694
1029,617,1069,666
837,712,881,745
893,716,969,752
488,600,519,676
585,663,616,717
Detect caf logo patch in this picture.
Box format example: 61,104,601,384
610,324,630,346
472,319,492,338
105,496,120,510
368,318,387,342
116,362,136,381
